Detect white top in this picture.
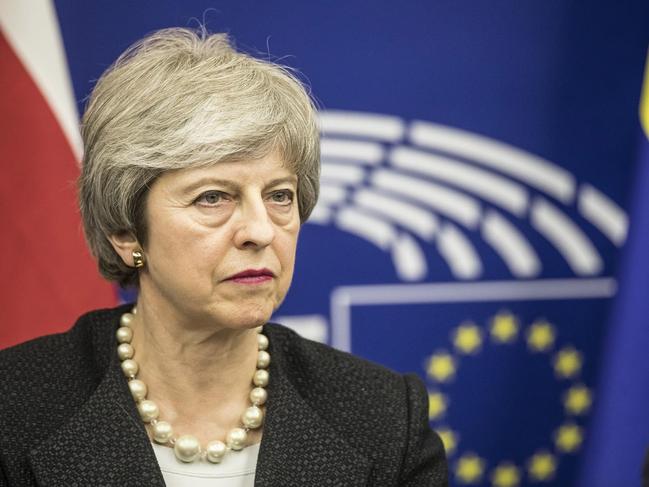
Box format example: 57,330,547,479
152,442,260,487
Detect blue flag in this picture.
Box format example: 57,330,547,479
578,52,649,487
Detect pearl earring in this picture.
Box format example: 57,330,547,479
132,250,145,268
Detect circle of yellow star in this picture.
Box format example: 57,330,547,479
428,391,448,420
455,453,485,484
436,427,458,456
553,347,583,379
563,385,592,415
490,462,520,487
527,450,557,481
426,351,457,383
490,312,519,343
452,322,483,355
554,423,583,453
526,320,556,352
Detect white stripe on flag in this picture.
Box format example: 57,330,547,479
0,0,82,159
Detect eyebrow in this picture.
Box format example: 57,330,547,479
266,176,298,187
179,176,298,195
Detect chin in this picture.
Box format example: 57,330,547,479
234,314,271,329
227,304,274,329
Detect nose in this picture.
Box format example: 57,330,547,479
232,196,275,249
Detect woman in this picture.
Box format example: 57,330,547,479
0,28,447,486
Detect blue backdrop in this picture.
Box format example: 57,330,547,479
53,1,649,485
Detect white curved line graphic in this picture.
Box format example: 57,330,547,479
437,223,482,279
371,169,482,229
308,204,333,224
335,207,396,251
391,233,428,281
481,210,541,278
321,162,366,185
353,189,438,241
320,184,348,205
409,121,575,203
323,205,429,281
314,111,627,280
531,198,603,275
319,111,405,142
321,138,384,165
578,183,628,246
390,146,529,216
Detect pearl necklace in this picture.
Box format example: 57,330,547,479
116,308,270,463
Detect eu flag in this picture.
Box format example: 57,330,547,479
578,51,649,487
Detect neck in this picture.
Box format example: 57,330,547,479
135,301,256,381
128,293,261,443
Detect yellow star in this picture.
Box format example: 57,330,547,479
490,462,520,487
452,322,483,355
563,385,592,415
553,347,582,379
455,453,485,484
526,320,556,352
436,427,458,456
428,391,448,420
554,423,583,453
426,352,457,383
490,312,519,343
527,451,557,481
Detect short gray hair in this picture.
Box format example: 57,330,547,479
78,27,320,288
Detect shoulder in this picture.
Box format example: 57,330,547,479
265,322,447,485
265,322,417,443
0,306,123,384
265,321,407,394
0,322,86,401
0,306,124,442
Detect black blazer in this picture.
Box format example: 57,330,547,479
0,304,448,486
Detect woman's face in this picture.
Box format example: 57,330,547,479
139,152,300,330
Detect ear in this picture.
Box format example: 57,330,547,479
108,231,142,268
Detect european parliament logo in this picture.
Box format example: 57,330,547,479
277,110,627,486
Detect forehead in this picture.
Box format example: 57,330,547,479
157,153,297,192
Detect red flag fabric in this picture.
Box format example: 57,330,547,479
0,31,116,349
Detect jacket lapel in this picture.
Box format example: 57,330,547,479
27,348,165,486
255,327,371,486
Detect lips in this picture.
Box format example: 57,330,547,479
227,268,275,280
225,268,275,284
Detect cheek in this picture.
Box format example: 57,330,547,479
277,227,299,281
147,214,229,277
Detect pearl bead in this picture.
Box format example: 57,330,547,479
226,428,247,450
206,440,227,463
121,359,139,378
152,421,174,444
128,379,147,401
117,343,134,360
257,334,269,351
120,313,135,327
250,387,267,406
253,369,269,387
257,350,271,369
132,306,138,314
256,326,264,334
116,326,133,344
174,435,201,462
242,406,264,429
137,399,159,423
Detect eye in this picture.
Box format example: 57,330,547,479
195,190,227,207
269,190,294,205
